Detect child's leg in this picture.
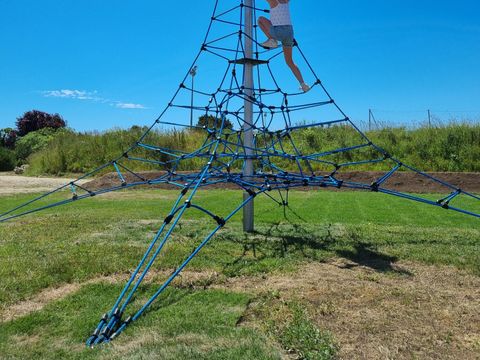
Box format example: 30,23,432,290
282,46,305,84
258,16,273,38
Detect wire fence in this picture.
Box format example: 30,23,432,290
354,109,480,131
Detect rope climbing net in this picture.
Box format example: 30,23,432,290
0,0,478,347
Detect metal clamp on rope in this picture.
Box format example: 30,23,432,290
164,214,174,225
213,216,226,227
113,308,123,320
436,200,450,209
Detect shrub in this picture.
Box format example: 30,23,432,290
15,128,62,163
0,147,16,171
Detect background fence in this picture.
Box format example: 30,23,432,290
355,109,480,131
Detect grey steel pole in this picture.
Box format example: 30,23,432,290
242,0,255,232
189,66,198,127
368,109,372,131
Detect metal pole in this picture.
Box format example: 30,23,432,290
242,0,254,232
368,109,372,131
189,66,198,127
427,109,431,128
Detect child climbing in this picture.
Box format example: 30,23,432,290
258,0,310,92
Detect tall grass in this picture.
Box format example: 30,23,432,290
27,127,205,175
26,123,480,176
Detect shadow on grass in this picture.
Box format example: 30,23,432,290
336,243,412,275
222,222,412,276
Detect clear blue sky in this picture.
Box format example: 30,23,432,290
1,0,479,131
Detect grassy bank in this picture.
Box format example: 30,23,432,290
24,123,480,176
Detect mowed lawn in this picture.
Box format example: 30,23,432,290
0,189,479,359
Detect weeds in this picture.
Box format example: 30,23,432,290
253,294,338,360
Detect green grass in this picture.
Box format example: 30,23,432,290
0,189,478,359
0,285,279,360
25,123,480,175
0,189,478,306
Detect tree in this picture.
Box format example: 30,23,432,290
0,128,17,149
16,110,66,136
196,115,234,130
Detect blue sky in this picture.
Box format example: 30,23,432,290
1,0,479,131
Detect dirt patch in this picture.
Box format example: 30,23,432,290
2,171,477,196
83,171,480,194
0,174,87,195
0,283,82,323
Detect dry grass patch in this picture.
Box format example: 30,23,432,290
212,259,480,359
2,256,478,359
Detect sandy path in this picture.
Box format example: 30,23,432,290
0,173,87,195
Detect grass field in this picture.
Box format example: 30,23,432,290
0,189,479,359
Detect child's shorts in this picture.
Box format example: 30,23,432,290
270,25,295,47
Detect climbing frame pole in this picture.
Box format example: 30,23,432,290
242,0,255,232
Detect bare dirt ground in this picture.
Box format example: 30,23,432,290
84,171,480,194
1,261,479,360
1,171,478,195
0,173,87,195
